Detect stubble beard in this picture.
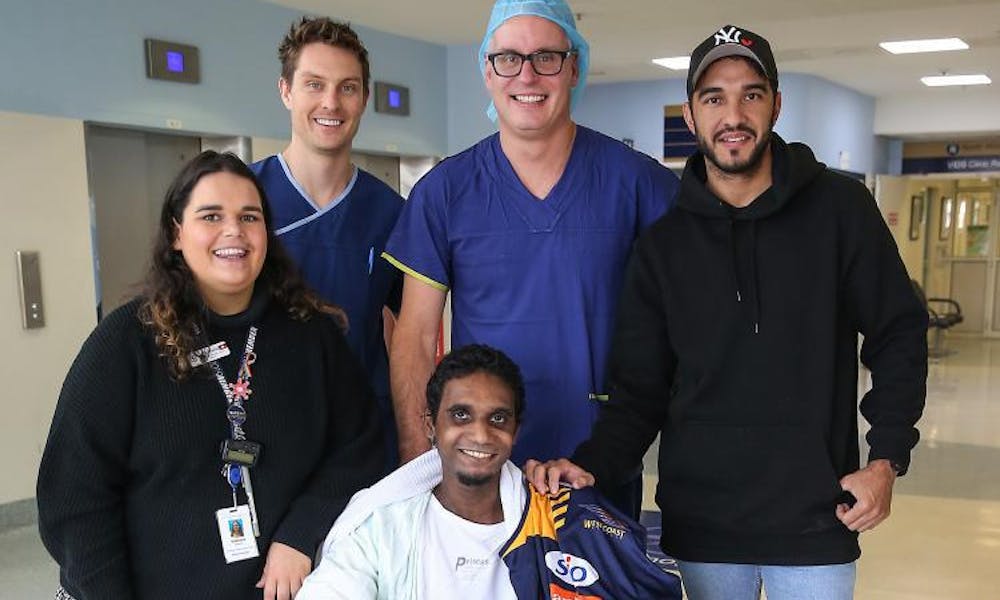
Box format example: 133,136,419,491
697,124,772,176
457,471,495,487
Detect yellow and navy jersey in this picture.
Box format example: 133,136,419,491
500,484,681,599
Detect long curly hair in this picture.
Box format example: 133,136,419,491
138,150,346,380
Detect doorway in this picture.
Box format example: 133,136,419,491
85,124,249,318
882,174,1000,338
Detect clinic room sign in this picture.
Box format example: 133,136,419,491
902,138,1000,174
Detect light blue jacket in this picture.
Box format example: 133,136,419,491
297,451,524,600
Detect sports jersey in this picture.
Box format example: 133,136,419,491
384,127,678,464
252,155,403,465
501,485,682,600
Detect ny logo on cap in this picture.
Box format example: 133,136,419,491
714,26,753,47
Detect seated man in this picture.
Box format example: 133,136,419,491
297,344,679,600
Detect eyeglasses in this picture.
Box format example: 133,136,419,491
486,49,577,77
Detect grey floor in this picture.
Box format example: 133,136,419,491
0,524,58,599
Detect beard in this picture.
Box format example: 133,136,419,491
456,471,494,487
696,122,772,175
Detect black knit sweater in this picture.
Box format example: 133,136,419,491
574,136,927,565
37,288,383,599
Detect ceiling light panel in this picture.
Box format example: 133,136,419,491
920,74,991,87
880,38,969,54
652,56,690,70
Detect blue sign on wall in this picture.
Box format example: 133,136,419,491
903,155,1000,174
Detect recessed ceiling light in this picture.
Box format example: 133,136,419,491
920,74,991,87
879,38,969,54
652,56,690,70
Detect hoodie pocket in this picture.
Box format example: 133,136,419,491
657,423,845,535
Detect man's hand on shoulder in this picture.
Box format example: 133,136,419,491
836,459,897,532
524,458,595,496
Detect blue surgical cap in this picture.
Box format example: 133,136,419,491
478,0,590,122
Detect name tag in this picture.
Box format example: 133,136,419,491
215,505,259,563
189,341,231,367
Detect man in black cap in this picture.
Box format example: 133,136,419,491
526,24,928,599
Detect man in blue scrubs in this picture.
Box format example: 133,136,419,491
384,0,679,515
252,17,403,468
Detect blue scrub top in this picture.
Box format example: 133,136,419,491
252,156,403,462
385,126,679,464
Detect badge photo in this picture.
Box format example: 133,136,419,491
215,505,259,563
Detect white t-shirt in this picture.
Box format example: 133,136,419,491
419,495,517,600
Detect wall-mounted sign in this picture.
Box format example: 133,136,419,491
145,39,200,84
374,82,410,116
663,104,696,161
903,156,1000,174
902,138,1000,174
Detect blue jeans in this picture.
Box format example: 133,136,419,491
676,560,856,600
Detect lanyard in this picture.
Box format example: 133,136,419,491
200,325,262,536
209,326,258,441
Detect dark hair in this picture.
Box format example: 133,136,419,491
278,16,370,93
426,344,526,422
137,150,345,380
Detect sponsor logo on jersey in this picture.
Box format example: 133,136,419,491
583,518,626,539
549,583,601,600
545,551,600,587
579,504,629,530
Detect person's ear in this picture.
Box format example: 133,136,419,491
423,410,435,446
279,77,293,110
682,102,696,135
171,218,182,250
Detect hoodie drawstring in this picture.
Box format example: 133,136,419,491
727,219,742,304
749,221,761,334
727,218,762,335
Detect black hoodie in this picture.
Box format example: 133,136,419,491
574,135,927,565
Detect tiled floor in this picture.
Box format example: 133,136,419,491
855,337,1000,599
3,337,998,598
641,336,1000,599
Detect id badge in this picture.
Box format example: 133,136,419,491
215,505,260,563
189,341,231,367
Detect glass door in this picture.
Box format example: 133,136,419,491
949,180,999,336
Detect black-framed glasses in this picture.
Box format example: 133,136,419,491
487,49,577,77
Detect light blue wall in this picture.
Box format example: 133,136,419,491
0,0,448,157
573,79,688,160
572,74,881,174
446,43,494,155
778,74,877,174
0,0,884,168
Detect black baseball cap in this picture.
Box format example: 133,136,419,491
687,25,778,98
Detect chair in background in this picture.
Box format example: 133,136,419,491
911,280,964,359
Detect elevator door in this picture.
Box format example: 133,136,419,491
85,125,202,317
352,152,400,192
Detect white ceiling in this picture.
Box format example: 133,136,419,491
265,0,1000,98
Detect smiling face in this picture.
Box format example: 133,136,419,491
484,15,577,141
280,42,368,157
433,371,518,489
683,57,781,176
172,171,267,314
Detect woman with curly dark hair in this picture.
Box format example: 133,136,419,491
37,151,383,600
